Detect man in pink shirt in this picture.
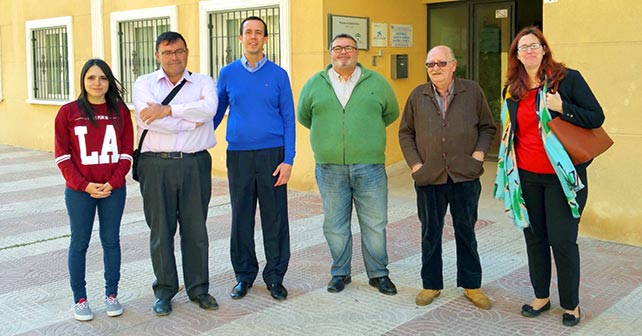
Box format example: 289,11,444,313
133,31,218,316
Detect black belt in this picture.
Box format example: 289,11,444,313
143,150,205,159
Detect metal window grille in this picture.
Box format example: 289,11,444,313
31,26,69,100
118,18,170,103
208,6,280,80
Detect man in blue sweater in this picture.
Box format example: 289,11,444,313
214,16,295,301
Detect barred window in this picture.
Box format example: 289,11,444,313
118,18,170,103
26,16,74,102
208,6,280,80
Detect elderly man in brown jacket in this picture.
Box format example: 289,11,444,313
398,45,496,309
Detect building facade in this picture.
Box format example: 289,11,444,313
0,0,639,246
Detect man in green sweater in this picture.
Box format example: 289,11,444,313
298,33,399,295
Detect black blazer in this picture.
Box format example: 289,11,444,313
504,68,605,168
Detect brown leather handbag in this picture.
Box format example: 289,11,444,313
548,117,614,165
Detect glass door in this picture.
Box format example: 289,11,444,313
473,2,513,157
428,4,469,78
428,1,514,157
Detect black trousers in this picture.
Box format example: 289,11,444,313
519,168,588,310
227,147,290,285
415,177,482,290
139,150,212,300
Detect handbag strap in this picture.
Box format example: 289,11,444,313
137,75,190,150
543,75,560,94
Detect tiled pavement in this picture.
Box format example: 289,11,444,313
1,143,641,336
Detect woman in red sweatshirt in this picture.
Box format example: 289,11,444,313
54,59,133,321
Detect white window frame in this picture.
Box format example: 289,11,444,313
91,0,105,58
199,0,291,76
110,6,178,107
25,16,75,105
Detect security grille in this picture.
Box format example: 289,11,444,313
31,27,69,100
208,6,280,80
118,18,170,103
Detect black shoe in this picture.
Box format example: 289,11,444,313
230,281,252,299
521,300,551,317
368,276,397,295
327,275,352,293
152,298,172,316
562,307,581,327
191,293,219,310
267,283,288,300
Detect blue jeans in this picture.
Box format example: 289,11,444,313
315,164,390,279
65,186,126,302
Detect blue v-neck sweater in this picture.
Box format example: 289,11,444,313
214,60,295,164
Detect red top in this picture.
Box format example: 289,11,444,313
515,89,555,174
54,101,134,191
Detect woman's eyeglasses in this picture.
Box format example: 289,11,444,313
517,43,542,52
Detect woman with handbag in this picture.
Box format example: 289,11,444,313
54,59,133,321
494,26,604,327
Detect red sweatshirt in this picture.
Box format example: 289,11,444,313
54,101,134,192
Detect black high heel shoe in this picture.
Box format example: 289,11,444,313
521,300,551,317
562,307,581,327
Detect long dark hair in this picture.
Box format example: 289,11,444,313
77,58,127,128
506,26,566,100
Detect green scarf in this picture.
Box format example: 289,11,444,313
494,83,584,229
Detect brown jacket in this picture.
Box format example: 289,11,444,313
398,77,496,186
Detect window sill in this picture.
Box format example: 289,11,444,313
26,99,70,106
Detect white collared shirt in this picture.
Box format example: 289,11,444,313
328,66,362,108
132,69,218,153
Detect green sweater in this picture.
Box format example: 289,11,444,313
297,64,399,164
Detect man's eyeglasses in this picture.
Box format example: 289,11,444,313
425,60,453,69
517,43,542,52
160,49,187,57
331,46,357,53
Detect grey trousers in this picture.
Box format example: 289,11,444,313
139,150,212,300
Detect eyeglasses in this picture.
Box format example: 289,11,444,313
331,46,357,53
160,49,187,57
425,60,453,69
517,43,542,52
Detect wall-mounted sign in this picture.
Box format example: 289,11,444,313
328,14,370,50
390,24,413,48
372,22,388,47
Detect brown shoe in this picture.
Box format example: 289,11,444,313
464,288,492,310
415,289,441,306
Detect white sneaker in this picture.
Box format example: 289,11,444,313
105,295,124,317
73,298,94,321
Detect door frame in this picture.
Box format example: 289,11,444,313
427,0,516,82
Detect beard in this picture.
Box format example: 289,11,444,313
333,58,356,71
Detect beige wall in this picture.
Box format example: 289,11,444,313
1,0,640,246
0,0,428,191
543,0,642,246
288,0,428,190
0,1,92,151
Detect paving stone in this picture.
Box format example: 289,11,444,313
1,144,640,336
